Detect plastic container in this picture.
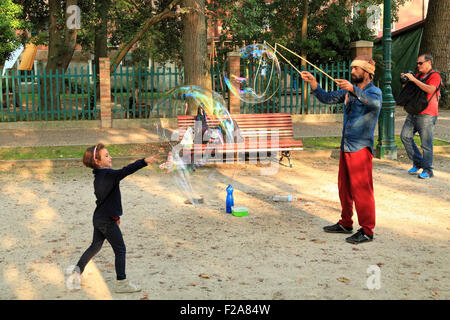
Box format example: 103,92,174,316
272,194,298,202
166,152,174,171
226,184,234,213
232,206,248,217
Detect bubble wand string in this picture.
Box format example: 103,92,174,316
252,48,276,96
264,41,302,75
264,41,337,83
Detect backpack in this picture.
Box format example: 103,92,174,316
194,106,209,142
396,70,441,115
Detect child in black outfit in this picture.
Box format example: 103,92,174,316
74,143,156,293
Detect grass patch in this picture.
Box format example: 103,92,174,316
0,136,448,160
301,137,341,150
0,143,169,161
300,135,449,150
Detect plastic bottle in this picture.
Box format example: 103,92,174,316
272,195,298,202
226,184,234,213
166,152,174,171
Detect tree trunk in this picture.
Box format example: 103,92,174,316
94,0,111,103
94,0,111,74
182,0,211,114
419,0,450,108
40,0,78,115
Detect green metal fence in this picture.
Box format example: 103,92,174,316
111,64,183,119
0,67,98,122
111,60,350,119
0,60,350,122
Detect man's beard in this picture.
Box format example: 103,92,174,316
351,75,364,84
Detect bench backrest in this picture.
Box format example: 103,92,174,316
177,113,296,140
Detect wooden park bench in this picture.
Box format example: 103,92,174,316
176,113,303,167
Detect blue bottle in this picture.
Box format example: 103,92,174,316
226,184,234,213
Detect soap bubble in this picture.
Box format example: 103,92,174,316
159,148,202,206
152,85,240,146
223,43,281,104
151,85,242,206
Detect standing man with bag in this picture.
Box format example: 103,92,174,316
400,54,442,179
300,56,382,244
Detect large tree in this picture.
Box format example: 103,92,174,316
42,0,79,113
14,0,80,112
182,0,210,93
93,0,112,76
45,0,78,73
419,0,449,108
15,0,187,112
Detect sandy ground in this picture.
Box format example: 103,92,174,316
0,150,448,300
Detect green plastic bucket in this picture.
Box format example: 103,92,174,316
232,206,248,217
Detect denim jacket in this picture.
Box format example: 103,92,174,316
311,82,382,154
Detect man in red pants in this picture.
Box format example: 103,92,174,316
300,56,382,244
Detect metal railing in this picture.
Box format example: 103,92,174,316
110,64,183,119
1,67,98,121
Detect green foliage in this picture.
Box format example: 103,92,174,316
14,0,86,46
6,0,412,70
109,0,149,49
0,0,27,64
297,1,376,63
109,0,183,67
12,0,183,67
210,0,410,65
209,0,271,63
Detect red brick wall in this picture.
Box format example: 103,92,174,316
99,58,112,128
227,52,241,114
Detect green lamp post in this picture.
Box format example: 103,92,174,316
375,0,397,159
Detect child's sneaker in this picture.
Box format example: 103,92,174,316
65,265,83,291
114,279,142,293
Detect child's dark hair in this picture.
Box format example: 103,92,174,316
83,143,106,169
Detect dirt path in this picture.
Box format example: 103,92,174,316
0,151,448,300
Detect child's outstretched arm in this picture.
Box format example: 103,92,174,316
111,155,157,183
144,155,158,165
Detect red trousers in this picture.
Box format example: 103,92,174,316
338,148,376,235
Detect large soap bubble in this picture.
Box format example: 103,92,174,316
151,85,242,206
152,85,238,144
223,43,281,104
159,149,203,206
